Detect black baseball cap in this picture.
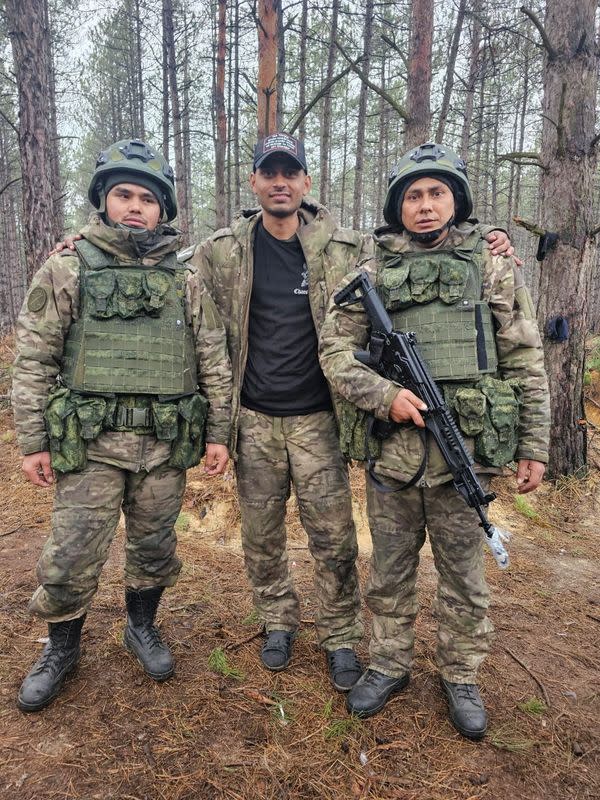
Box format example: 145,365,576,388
253,132,308,172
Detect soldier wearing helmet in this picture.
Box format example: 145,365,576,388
12,140,232,712
319,142,550,739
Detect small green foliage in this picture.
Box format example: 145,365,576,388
241,608,260,626
0,431,14,443
324,716,362,740
207,647,244,680
489,723,536,752
175,512,191,532
514,495,538,520
583,371,592,387
321,697,334,720
586,337,600,371
518,697,547,715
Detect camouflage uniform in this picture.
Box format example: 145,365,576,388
319,222,550,681
187,197,371,649
12,215,232,622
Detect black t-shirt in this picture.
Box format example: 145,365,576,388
240,221,332,416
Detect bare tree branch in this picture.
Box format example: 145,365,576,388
335,40,409,120
287,62,356,135
520,6,558,59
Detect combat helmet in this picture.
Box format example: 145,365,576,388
88,139,177,222
383,142,473,228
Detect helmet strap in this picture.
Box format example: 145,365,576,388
408,216,454,244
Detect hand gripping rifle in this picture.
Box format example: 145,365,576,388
334,271,511,570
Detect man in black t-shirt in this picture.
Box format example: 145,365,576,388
189,133,368,691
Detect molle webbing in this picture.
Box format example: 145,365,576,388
390,299,497,381
62,239,197,397
381,235,498,382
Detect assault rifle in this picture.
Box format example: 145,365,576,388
334,271,511,570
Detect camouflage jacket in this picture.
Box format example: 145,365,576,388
318,222,551,487
186,197,372,454
12,215,232,466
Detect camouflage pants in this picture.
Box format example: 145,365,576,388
365,476,493,683
236,407,363,650
29,459,185,622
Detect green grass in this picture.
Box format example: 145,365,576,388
586,337,600,371
514,494,538,520
270,697,293,726
489,723,536,752
241,608,260,625
518,697,547,715
175,512,191,532
321,697,334,720
0,431,14,443
323,716,362,740
207,647,244,680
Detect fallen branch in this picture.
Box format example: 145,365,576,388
225,628,263,651
503,646,551,707
513,216,545,237
1,525,21,537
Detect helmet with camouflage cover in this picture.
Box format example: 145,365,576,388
88,139,177,222
383,142,473,228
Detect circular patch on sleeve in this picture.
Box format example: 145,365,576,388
27,286,48,313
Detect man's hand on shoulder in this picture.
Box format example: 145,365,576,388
485,230,524,266
48,234,82,257
203,443,229,476
22,451,54,487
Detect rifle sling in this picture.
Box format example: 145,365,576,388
366,418,428,494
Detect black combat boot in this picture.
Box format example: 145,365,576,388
441,679,487,740
17,615,85,712
123,587,173,681
346,668,410,717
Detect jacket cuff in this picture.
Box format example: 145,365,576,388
515,447,548,464
375,382,402,421
20,435,49,456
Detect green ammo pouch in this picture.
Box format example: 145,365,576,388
337,399,382,462
116,272,146,318
452,387,486,437
151,399,179,441
168,393,209,469
409,257,439,303
143,271,170,313
87,270,117,318
44,386,88,474
475,376,521,467
378,259,411,312
439,258,469,305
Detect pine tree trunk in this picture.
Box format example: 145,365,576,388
534,0,598,476
352,0,374,230
214,0,227,228
319,0,339,208
6,0,62,281
404,0,433,149
298,0,308,141
163,0,191,242
257,0,279,137
460,0,482,161
436,0,466,143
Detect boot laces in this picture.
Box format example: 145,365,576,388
140,624,166,651
454,684,482,707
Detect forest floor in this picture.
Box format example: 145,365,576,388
0,335,599,800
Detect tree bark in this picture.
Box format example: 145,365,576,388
257,0,279,137
460,0,482,161
6,0,62,281
352,0,374,230
436,0,466,143
404,0,433,149
214,0,227,228
531,0,599,476
319,0,339,208
298,0,308,141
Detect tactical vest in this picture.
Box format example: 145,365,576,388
377,232,498,382
337,233,520,469
62,239,197,397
